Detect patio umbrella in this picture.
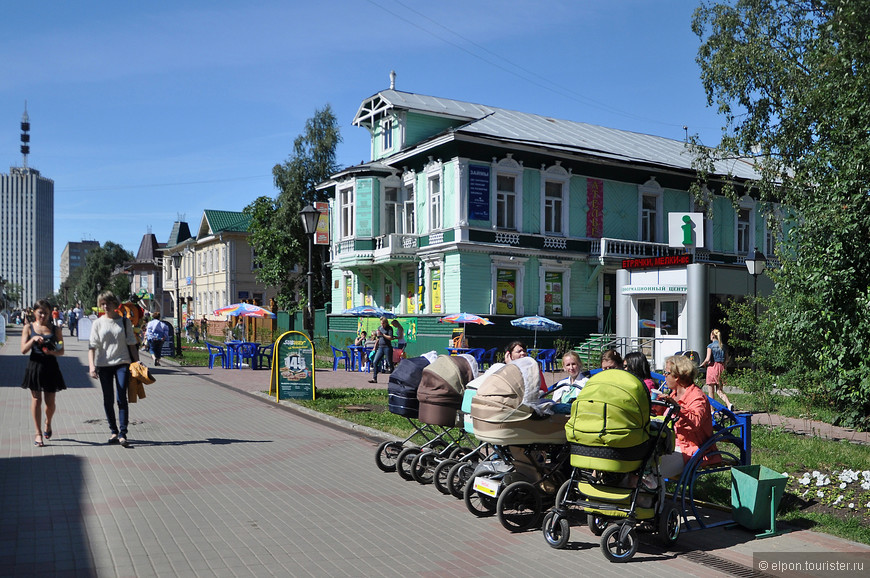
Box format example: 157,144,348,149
214,303,276,318
510,315,562,349
341,305,396,319
438,312,494,343
135,288,155,301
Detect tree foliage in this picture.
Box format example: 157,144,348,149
74,242,134,309
692,0,870,428
245,105,342,310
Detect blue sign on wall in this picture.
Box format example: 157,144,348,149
468,164,490,221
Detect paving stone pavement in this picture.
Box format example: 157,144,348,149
2,328,868,577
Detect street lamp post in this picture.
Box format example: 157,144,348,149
745,247,768,322
299,204,320,342
171,253,184,357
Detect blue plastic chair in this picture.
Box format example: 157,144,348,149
467,348,486,369
237,342,258,369
331,346,351,371
480,347,498,369
256,343,274,370
206,342,227,369
536,348,558,372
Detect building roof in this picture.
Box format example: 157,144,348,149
166,221,193,248
355,89,760,181
199,210,251,239
135,233,160,262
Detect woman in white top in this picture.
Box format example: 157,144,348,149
552,351,589,404
88,291,138,447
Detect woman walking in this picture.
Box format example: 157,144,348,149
367,317,394,384
88,291,139,447
700,329,733,410
20,299,66,447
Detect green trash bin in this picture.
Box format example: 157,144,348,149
731,464,788,537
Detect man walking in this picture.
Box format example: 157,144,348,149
144,313,171,366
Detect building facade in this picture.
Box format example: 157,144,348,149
318,85,785,365
60,240,100,286
0,166,54,307
161,211,277,324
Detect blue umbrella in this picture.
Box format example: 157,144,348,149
341,305,396,319
510,315,562,349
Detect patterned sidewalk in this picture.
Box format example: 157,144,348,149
1,329,868,577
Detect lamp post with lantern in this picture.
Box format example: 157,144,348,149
171,253,184,357
745,247,767,322
299,204,319,342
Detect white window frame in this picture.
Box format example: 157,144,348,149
538,259,571,317
402,171,416,235
338,183,355,240
541,162,569,236
638,177,663,243
494,155,523,231
425,159,443,232
382,175,401,235
736,196,756,254
382,118,393,152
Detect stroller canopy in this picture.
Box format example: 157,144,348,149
417,354,476,426
387,356,431,418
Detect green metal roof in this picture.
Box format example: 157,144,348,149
203,210,251,234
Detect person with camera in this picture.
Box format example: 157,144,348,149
20,299,66,447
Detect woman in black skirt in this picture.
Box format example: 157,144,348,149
20,299,66,447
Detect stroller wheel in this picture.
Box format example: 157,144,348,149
375,441,403,472
587,514,608,536
463,474,496,517
658,501,681,547
411,451,438,485
448,462,474,499
497,481,543,533
601,524,638,563
433,459,458,494
396,447,421,481
449,446,473,459
542,511,570,549
555,479,574,508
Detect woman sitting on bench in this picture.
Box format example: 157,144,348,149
657,354,717,479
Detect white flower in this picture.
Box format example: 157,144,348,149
833,496,844,505
862,481,870,491
816,476,831,487
799,476,811,486
812,470,821,478
849,503,855,509
817,490,825,498
839,482,847,489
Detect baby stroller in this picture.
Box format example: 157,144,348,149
541,369,680,562
467,357,571,532
398,354,478,483
376,354,448,473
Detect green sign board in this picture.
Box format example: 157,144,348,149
270,331,316,400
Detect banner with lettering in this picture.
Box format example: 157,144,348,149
587,178,604,238
270,331,315,400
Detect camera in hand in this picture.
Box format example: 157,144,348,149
39,334,58,353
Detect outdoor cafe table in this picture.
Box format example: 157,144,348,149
347,345,372,372
445,347,472,356
224,340,257,369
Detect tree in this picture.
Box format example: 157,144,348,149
245,105,342,310
692,0,870,428
74,242,134,309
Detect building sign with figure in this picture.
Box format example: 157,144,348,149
271,331,315,400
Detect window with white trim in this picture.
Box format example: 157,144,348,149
736,202,753,254
496,174,517,230
339,185,354,239
404,180,415,234
384,186,399,235
428,172,442,231
638,178,663,243
544,181,564,235
382,119,393,152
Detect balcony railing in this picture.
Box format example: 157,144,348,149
590,238,682,260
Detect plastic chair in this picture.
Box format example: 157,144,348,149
256,343,274,370
536,348,558,372
480,347,498,370
331,346,351,371
466,348,486,368
237,343,258,369
206,342,227,369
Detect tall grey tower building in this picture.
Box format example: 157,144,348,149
0,105,54,308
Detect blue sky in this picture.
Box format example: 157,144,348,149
1,1,726,291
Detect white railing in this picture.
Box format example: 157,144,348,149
590,237,682,260
375,234,417,252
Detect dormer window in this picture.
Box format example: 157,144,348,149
382,119,393,152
